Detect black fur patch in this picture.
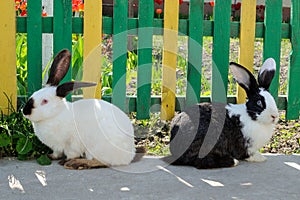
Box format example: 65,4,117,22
258,69,275,90
23,98,34,115
168,103,250,169
246,94,266,120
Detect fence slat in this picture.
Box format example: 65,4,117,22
236,0,256,104
186,0,204,107
27,0,42,96
112,0,128,112
211,0,231,103
160,0,179,120
0,0,16,114
83,0,102,99
263,0,282,103
15,18,292,39
53,0,72,85
287,0,300,120
136,0,154,119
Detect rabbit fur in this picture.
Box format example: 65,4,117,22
23,49,136,168
167,59,279,169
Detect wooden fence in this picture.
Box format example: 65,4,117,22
0,0,299,120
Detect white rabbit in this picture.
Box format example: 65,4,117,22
23,49,138,169
166,58,279,169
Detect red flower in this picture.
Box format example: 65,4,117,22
15,0,47,16
72,4,78,12
154,0,163,5
78,3,84,12
156,8,162,15
209,1,215,7
72,0,84,12
179,0,183,5
20,10,27,16
19,2,27,11
235,2,241,10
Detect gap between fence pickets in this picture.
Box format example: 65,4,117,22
42,0,53,84
202,0,291,7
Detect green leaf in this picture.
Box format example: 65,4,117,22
16,137,33,155
18,154,28,161
102,87,112,96
36,155,52,165
0,134,10,147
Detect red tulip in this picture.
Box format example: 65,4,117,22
156,8,163,15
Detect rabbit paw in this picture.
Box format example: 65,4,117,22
246,153,267,162
233,158,239,166
63,159,108,170
48,151,64,160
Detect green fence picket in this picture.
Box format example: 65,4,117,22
211,0,232,103
263,0,282,103
186,0,204,107
136,0,154,119
287,0,300,119
112,0,128,112
27,0,42,96
53,0,72,84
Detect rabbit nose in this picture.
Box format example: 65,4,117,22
23,98,34,116
271,115,278,122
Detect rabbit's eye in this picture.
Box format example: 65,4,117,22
41,99,48,105
257,100,263,107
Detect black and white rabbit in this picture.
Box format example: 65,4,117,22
166,58,279,169
23,49,138,169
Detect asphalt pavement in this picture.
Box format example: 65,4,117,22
0,154,299,200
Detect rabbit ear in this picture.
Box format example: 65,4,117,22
258,58,276,90
229,62,259,96
46,49,71,86
56,81,97,98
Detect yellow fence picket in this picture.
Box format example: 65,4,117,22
0,1,16,114
83,0,102,99
160,0,179,120
237,0,256,103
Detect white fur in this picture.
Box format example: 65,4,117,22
25,87,135,166
226,89,278,161
233,159,240,166
260,58,276,75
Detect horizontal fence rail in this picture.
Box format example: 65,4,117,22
0,0,299,120
16,17,291,38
